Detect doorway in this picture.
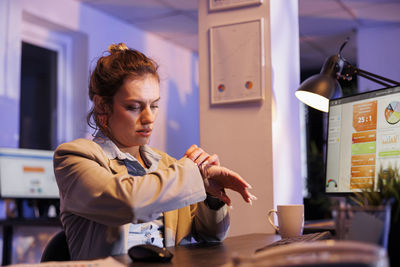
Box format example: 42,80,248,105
19,42,57,150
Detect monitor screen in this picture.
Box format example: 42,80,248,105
0,147,59,199
326,86,400,193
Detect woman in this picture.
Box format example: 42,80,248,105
54,43,255,260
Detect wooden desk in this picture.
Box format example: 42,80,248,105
114,233,280,267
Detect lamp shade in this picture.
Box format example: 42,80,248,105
295,55,342,112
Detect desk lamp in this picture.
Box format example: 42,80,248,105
295,38,400,112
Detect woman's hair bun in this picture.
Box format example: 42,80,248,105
108,43,129,54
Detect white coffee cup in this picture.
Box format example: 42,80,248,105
267,204,304,238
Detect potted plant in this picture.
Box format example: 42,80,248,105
351,164,400,266
352,164,400,221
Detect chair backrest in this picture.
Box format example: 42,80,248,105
41,230,71,262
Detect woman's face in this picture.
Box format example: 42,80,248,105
107,74,160,148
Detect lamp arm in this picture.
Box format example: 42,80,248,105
351,66,400,87
357,70,395,87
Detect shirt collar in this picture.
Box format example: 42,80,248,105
93,131,161,170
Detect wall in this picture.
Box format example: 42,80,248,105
357,25,400,93
0,0,199,157
198,0,302,236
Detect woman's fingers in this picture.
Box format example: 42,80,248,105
226,177,257,204
187,147,255,206
202,165,256,205
194,152,209,166
185,145,220,166
204,180,232,206
184,144,198,157
185,145,205,163
207,154,220,166
237,188,258,204
218,167,252,189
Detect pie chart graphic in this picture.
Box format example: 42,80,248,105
385,101,400,124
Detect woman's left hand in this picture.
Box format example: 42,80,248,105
200,165,256,206
184,144,220,166
185,144,256,206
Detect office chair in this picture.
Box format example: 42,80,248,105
41,230,70,262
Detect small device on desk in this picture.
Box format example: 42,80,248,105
128,244,173,262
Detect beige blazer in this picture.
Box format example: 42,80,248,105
54,139,229,260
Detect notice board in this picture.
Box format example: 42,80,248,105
209,19,264,104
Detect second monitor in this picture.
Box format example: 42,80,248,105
0,147,59,199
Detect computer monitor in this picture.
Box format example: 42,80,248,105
326,86,400,193
0,147,59,199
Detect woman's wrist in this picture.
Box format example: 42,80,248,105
204,193,226,210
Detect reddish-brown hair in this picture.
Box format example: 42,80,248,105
87,43,159,134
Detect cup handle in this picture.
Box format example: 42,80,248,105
267,209,279,232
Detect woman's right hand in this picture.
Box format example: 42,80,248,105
184,144,220,166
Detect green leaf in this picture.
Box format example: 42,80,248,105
353,164,400,223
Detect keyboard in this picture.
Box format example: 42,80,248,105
255,231,332,253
